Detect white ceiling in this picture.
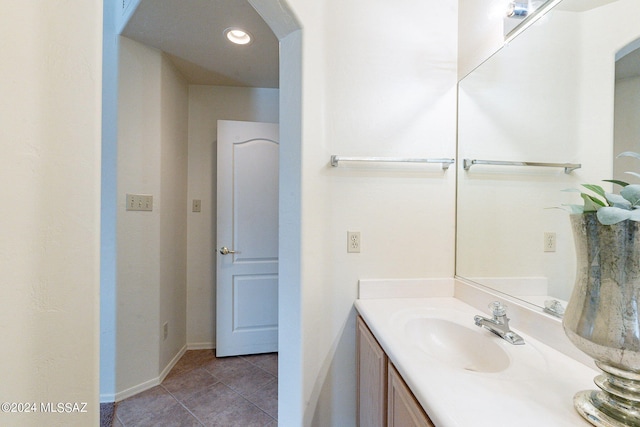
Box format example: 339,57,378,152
122,0,279,88
122,0,637,85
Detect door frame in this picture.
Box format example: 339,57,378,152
100,1,303,424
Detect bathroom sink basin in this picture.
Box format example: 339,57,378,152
356,297,598,427
405,318,510,373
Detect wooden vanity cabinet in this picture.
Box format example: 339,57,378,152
357,316,435,427
357,315,388,427
388,364,435,427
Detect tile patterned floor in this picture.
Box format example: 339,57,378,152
114,350,277,427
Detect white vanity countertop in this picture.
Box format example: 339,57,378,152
355,297,597,427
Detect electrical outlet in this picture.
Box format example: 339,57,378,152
126,193,153,211
347,231,361,253
544,232,556,252
163,322,168,340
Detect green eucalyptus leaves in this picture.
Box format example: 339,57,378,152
568,152,640,225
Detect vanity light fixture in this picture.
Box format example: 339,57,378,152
224,27,252,45
504,0,563,44
507,1,529,18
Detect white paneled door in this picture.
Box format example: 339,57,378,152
216,120,279,357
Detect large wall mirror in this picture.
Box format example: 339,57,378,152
456,0,640,314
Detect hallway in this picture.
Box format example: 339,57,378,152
112,350,277,426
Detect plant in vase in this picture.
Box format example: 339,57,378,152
561,151,640,427
566,151,640,224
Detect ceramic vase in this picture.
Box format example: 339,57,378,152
563,212,640,426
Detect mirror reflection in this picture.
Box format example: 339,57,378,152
456,0,640,313
614,41,640,182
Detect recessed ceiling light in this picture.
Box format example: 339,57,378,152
224,27,252,45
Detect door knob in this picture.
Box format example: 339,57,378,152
219,246,236,255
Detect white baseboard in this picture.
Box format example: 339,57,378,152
158,344,188,384
187,342,215,350
100,343,216,402
111,344,188,403
113,376,160,403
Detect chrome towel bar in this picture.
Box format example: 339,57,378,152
330,155,455,170
463,159,581,174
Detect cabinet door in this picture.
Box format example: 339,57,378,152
357,316,388,427
388,363,435,427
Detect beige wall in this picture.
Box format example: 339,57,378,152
159,46,189,373
117,36,188,398
186,86,279,348
0,1,102,425
268,0,459,424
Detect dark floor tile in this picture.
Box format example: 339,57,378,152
199,397,274,427
204,358,274,397
132,404,201,427
162,367,219,402
202,355,253,378
241,353,278,376
116,351,278,427
166,350,216,380
222,364,274,397
115,386,169,423
245,378,277,419
181,382,241,422
115,386,200,427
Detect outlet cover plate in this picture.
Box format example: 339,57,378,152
544,232,556,252
347,231,361,253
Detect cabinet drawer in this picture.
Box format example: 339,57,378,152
357,316,388,427
388,363,434,427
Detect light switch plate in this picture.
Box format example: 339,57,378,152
192,199,201,212
126,194,153,211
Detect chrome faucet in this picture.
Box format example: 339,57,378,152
474,301,525,345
